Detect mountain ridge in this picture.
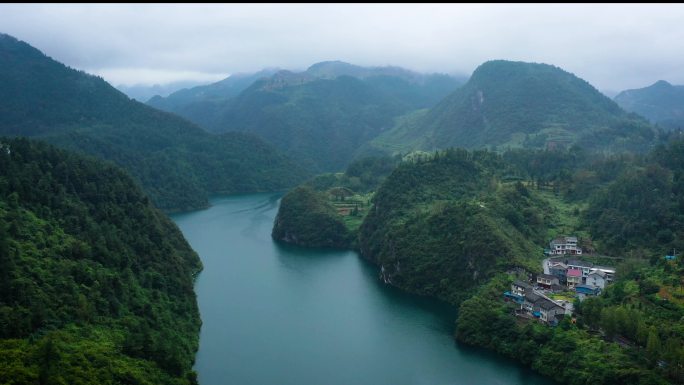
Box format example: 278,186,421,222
0,33,309,211
368,59,656,154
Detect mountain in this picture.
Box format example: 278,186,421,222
117,79,210,102
614,80,684,130
147,61,464,171
357,149,550,304
271,185,352,248
368,60,656,154
274,143,682,384
147,68,281,128
0,33,309,211
0,137,201,384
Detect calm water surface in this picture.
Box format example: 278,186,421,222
172,193,554,385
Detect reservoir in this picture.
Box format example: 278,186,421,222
172,193,553,385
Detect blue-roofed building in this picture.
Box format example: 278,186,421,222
575,284,601,296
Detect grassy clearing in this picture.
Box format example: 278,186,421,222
537,189,589,241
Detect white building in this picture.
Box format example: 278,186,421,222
587,271,607,289
549,236,582,255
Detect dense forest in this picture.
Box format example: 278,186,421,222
358,149,551,304
272,186,352,249
273,135,684,384
0,138,202,384
271,155,399,248
147,61,463,171
0,33,309,211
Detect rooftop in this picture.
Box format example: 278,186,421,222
576,284,600,291
538,299,564,310
538,274,557,280
567,259,593,268
525,292,541,303
513,280,532,289
592,266,616,273
567,269,582,277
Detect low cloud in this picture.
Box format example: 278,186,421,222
1,4,683,92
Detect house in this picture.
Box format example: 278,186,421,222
575,284,601,296
590,266,615,282
567,259,593,282
536,274,560,289
511,280,533,297
538,299,566,324
549,236,582,255
523,292,542,314
566,269,582,289
549,262,568,284
505,281,532,304
586,271,607,289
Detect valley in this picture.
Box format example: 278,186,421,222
1,15,684,385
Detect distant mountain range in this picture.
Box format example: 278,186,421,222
614,80,684,130
365,60,656,155
148,61,466,171
117,79,211,102
0,33,309,211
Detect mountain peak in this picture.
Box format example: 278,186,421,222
369,59,651,153
652,80,672,88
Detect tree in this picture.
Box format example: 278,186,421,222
646,327,662,362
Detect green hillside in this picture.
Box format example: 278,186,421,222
358,149,550,304
369,60,656,154
147,61,463,171
271,155,399,248
614,80,684,130
272,186,353,249
0,138,202,384
273,139,684,384
0,33,309,211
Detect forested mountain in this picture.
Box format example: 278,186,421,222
147,68,281,127
614,80,684,130
368,60,656,154
272,186,352,249
0,33,309,211
273,135,684,384
147,61,464,171
0,138,202,384
358,149,550,304
271,155,398,249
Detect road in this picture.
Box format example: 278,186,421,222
542,257,550,275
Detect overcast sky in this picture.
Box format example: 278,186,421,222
1,4,683,93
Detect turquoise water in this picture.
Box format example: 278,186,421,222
172,193,553,385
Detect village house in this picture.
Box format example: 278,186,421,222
524,292,542,314
548,262,568,284
586,270,607,289
536,274,559,289
566,268,582,289
567,259,593,282
505,280,569,325
590,266,615,282
512,280,533,297
538,299,566,324
548,236,582,255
